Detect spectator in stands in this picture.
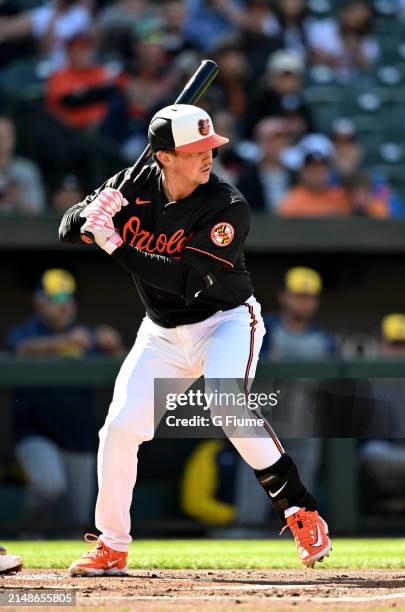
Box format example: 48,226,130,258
224,1,282,84
344,171,390,218
261,267,335,492
161,0,200,57
6,269,124,532
237,0,278,37
211,110,247,183
330,118,362,180
51,175,84,213
101,19,175,158
262,266,335,360
307,0,380,79
359,314,405,515
213,42,250,124
97,0,158,60
0,0,92,71
271,0,311,56
0,116,45,215
237,117,292,213
330,118,404,218
245,49,313,139
278,134,351,217
0,1,36,68
46,32,120,130
379,314,405,357
183,0,241,52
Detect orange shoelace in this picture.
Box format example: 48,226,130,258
82,533,106,559
280,512,317,546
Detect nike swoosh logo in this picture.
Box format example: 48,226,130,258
107,559,120,568
135,197,152,205
268,481,288,498
312,523,323,547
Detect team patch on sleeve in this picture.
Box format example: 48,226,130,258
210,222,235,247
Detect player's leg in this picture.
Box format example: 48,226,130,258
203,297,284,467
69,318,194,576
0,545,23,574
203,297,331,567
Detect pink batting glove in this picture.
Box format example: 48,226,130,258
80,188,129,220
81,209,124,254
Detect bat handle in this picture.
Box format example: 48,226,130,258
81,230,95,244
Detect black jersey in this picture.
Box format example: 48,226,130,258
59,163,253,327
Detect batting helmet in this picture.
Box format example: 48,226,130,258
148,104,229,154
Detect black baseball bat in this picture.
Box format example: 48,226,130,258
81,59,218,244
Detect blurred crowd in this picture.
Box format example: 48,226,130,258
4,268,124,533
0,0,404,217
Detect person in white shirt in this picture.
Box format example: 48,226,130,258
237,117,292,213
0,116,45,215
0,1,92,70
307,0,379,79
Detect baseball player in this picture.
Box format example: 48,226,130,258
59,104,331,576
0,546,23,574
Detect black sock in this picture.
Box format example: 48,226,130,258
254,454,317,523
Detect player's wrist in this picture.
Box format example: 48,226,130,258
101,232,124,255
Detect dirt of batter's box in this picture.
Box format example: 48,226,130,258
1,568,405,610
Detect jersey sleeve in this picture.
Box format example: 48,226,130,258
58,167,130,245
183,199,250,271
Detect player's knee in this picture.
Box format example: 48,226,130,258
208,402,229,422
100,413,154,445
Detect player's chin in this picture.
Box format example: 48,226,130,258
199,170,211,183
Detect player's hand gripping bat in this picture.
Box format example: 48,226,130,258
81,59,219,244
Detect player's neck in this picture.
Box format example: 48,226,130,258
162,171,197,202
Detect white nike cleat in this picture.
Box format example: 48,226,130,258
0,546,23,574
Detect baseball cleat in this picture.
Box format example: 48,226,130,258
282,509,332,568
0,546,23,574
68,534,128,577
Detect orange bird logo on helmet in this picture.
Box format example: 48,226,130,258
198,118,210,136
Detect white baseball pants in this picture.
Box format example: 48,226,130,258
96,296,284,551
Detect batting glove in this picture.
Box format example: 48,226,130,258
81,188,129,219
81,210,124,255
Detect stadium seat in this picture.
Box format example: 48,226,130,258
379,143,404,163
377,66,402,86
356,92,382,112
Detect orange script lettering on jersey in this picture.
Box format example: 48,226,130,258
122,216,194,255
